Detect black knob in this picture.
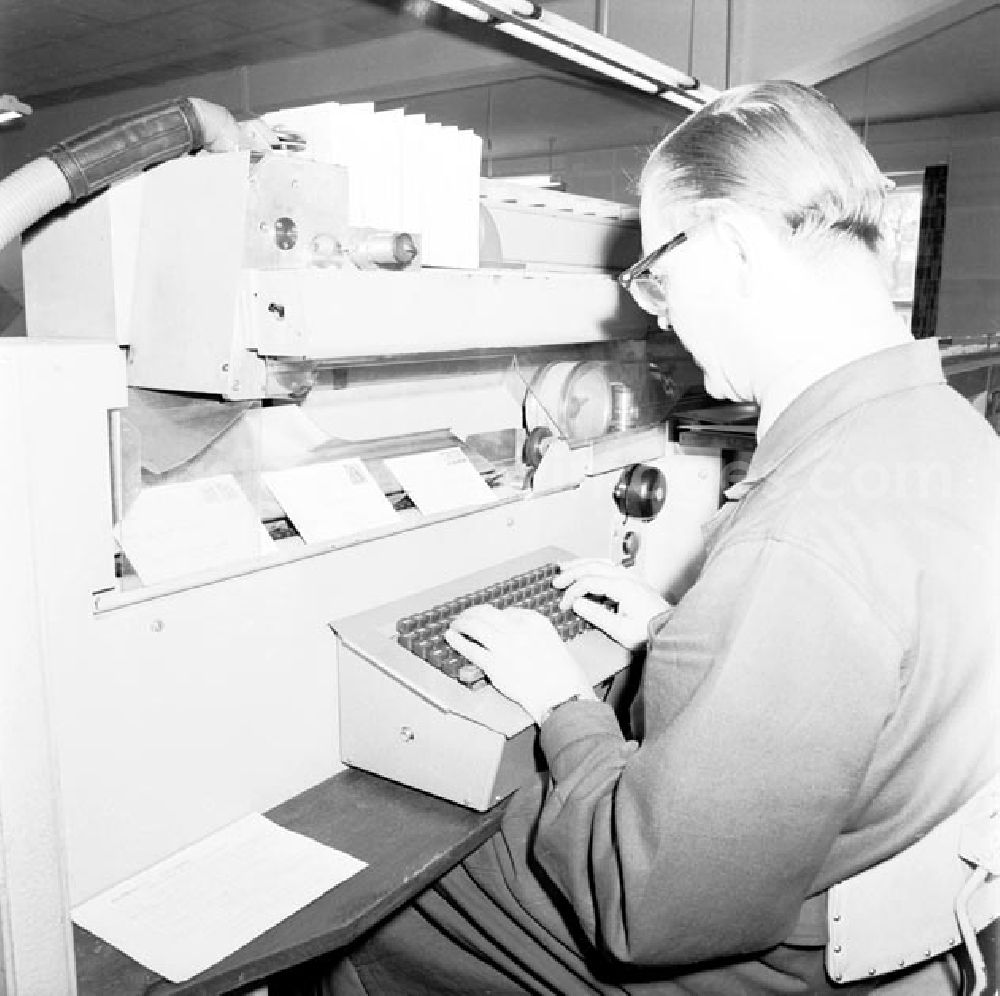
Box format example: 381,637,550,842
393,233,418,265
621,530,640,566
522,426,553,469
613,464,666,520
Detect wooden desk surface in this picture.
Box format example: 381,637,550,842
74,769,506,996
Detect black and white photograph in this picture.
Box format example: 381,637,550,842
0,2,997,994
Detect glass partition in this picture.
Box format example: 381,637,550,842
111,340,679,590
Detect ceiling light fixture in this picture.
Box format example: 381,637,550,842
496,22,659,94
503,173,565,189
0,95,31,126
425,0,717,111
484,0,537,15
430,0,492,23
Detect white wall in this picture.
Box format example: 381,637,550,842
730,0,966,83
0,29,534,173
492,143,649,204
4,0,973,170
1,2,995,337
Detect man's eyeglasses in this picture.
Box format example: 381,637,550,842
617,230,688,316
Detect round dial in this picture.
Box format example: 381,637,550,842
613,464,667,520
524,361,614,442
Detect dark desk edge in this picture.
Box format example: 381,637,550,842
75,768,506,996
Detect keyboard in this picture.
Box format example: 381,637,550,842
333,547,631,810
394,562,592,688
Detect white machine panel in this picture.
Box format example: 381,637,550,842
13,143,718,932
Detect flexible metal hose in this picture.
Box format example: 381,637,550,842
0,97,207,255
0,157,71,255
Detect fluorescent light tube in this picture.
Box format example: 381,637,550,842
532,8,707,93
504,173,564,188
483,0,539,15
497,22,659,94
433,0,715,111
661,90,704,112
0,95,31,125
427,0,492,22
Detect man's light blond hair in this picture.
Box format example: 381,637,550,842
642,81,889,252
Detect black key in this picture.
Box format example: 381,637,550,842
428,645,451,671
440,650,463,679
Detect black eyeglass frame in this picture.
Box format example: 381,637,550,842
617,230,689,293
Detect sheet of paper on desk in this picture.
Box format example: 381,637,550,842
117,474,274,585
71,813,367,984
262,458,399,543
386,446,498,514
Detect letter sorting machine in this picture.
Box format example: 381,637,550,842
7,147,721,906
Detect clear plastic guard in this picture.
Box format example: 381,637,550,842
113,356,522,586
111,346,679,589
519,347,678,445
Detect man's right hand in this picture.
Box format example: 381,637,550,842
554,558,671,650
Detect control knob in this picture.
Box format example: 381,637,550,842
613,463,666,520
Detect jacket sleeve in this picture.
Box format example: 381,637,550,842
533,536,904,966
